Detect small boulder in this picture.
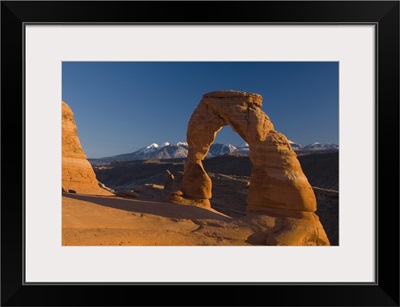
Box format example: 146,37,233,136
164,170,175,190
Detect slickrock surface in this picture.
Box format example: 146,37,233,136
63,193,328,246
169,90,329,245
62,101,112,195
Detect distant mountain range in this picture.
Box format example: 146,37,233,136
89,140,338,165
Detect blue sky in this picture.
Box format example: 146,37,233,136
62,62,338,158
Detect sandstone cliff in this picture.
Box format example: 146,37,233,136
62,101,113,195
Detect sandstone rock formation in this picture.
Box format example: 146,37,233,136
163,170,175,190
62,101,113,195
170,90,329,245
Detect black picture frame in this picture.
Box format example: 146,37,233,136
1,1,399,306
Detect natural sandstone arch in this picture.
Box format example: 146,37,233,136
170,90,317,215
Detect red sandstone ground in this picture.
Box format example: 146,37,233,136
62,193,255,246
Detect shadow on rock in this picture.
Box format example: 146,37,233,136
63,193,232,222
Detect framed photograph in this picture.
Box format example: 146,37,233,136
1,1,399,306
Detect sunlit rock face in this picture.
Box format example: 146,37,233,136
62,101,112,195
170,90,329,245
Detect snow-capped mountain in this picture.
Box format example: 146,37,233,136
148,144,188,159
90,142,239,164
90,142,173,162
302,142,339,151
160,142,171,147
207,143,237,157
234,142,250,155
133,143,160,155
176,141,188,148
288,140,303,151
89,140,338,165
